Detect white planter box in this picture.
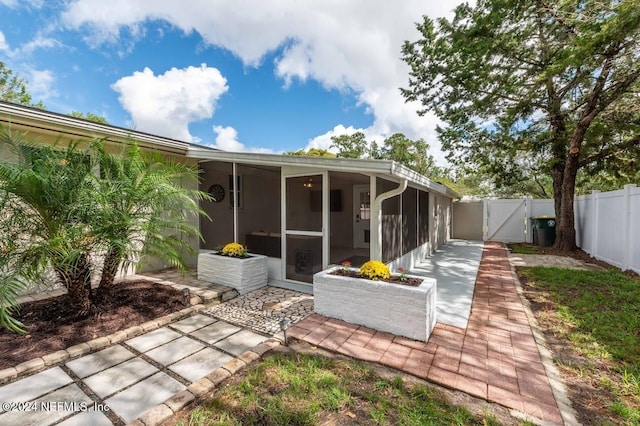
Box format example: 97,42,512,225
198,251,268,294
313,266,437,341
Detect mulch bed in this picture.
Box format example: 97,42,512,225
330,269,423,287
0,281,185,370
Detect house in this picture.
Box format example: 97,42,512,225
0,101,458,293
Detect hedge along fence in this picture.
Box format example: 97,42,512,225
575,184,640,274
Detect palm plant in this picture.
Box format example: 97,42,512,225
89,141,209,300
0,129,96,331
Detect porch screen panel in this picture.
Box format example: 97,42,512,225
286,175,323,232
402,187,418,254
381,195,401,263
419,190,429,244
237,164,281,257
286,235,322,283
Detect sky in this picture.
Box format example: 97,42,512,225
0,0,464,163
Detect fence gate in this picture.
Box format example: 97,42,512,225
483,199,527,242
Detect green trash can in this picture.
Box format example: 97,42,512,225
531,216,556,246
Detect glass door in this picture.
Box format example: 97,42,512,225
284,174,325,283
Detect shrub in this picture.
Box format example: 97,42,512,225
221,242,248,257
359,260,390,280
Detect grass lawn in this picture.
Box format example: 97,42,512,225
518,267,640,425
508,244,541,255
171,351,525,425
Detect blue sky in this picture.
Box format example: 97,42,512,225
0,0,462,162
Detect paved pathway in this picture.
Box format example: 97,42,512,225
290,241,565,425
0,313,271,425
412,239,483,328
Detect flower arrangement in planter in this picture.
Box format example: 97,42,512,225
314,259,437,341
198,242,267,294
334,260,422,287
218,242,249,258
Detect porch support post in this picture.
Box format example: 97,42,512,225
372,178,408,261
232,162,238,243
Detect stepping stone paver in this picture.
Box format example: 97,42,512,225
83,358,158,399
169,314,217,333
0,383,92,426
57,408,112,426
0,280,316,425
125,327,181,353
0,367,72,410
190,321,241,344
66,345,135,378
105,372,185,423
214,329,270,356
145,336,206,366
169,347,233,382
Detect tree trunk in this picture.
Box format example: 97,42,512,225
556,152,580,252
56,254,92,316
96,246,121,302
551,161,564,228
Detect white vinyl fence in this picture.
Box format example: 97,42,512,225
452,184,639,273
575,184,639,273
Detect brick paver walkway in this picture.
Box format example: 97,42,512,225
289,242,564,425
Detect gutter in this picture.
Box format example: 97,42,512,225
371,178,408,261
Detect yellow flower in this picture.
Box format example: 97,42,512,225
359,260,390,280
221,242,247,257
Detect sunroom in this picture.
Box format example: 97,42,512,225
190,148,457,293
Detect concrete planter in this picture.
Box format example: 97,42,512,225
197,251,268,294
313,266,437,341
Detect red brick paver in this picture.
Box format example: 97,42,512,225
291,242,564,425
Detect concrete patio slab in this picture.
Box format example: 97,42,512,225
125,327,181,353
58,408,112,426
83,358,158,399
169,314,217,333
214,329,270,356
169,348,234,382
66,345,135,379
190,321,241,344
411,239,483,328
0,367,72,410
145,336,206,366
105,372,185,423
0,384,92,425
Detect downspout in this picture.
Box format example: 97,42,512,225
371,178,408,261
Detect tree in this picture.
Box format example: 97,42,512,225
0,129,96,330
329,131,438,177
68,111,108,124
0,130,209,332
330,132,369,158
285,148,336,157
402,0,640,251
89,142,208,300
0,61,45,109
378,133,435,177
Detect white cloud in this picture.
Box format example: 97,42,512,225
111,64,228,142
0,0,44,8
304,124,366,152
20,35,61,55
211,125,275,153
62,0,463,163
26,68,57,100
0,31,8,51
